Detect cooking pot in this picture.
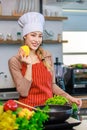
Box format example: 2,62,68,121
35,105,72,123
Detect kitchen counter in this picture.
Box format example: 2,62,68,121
73,120,87,130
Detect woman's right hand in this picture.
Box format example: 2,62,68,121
18,48,32,65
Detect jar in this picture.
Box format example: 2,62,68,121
0,33,4,40
58,34,62,43
17,32,21,40
6,34,12,40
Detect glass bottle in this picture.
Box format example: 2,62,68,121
6,34,12,40
54,57,65,90
0,33,4,40
54,57,60,84
58,34,62,43
17,32,21,40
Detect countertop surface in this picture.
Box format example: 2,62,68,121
73,120,87,130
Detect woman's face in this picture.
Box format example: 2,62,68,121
24,31,43,51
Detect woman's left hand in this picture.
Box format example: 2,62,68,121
70,97,82,108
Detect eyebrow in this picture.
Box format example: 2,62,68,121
31,32,42,35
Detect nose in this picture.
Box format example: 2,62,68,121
35,36,39,42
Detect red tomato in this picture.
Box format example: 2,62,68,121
4,100,18,111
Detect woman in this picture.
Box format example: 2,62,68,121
8,12,82,107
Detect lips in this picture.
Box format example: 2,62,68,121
33,44,38,47
32,42,39,47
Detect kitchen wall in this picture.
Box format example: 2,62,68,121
63,11,87,31
0,0,63,88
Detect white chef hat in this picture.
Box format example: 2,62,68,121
18,12,45,37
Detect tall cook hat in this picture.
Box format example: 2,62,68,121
18,12,45,37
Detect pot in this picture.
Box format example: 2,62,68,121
35,105,72,123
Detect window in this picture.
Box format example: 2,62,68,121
63,31,87,65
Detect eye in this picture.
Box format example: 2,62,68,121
31,34,36,37
39,35,43,38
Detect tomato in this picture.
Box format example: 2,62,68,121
4,100,18,111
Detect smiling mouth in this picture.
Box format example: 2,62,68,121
32,43,38,48
33,42,40,46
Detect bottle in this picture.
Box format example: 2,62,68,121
54,57,58,76
0,1,2,15
6,33,12,40
0,33,4,40
58,34,62,43
54,57,59,84
58,77,66,91
17,32,21,40
54,57,65,90
54,57,62,77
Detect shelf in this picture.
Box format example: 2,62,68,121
0,15,19,21
0,40,68,44
0,15,68,21
43,40,68,44
0,40,23,44
45,16,68,21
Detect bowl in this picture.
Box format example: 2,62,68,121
35,105,73,123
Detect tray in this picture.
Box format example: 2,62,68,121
44,117,81,130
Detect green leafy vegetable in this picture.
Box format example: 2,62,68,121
0,100,3,105
16,106,49,130
45,95,68,105
72,103,78,113
45,95,78,113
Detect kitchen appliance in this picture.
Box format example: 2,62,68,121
64,67,87,94
0,72,19,102
54,57,67,91
0,88,19,103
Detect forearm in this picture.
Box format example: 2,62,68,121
8,57,32,97
24,64,32,82
16,64,32,96
52,84,72,100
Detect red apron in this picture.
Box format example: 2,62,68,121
19,61,53,107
